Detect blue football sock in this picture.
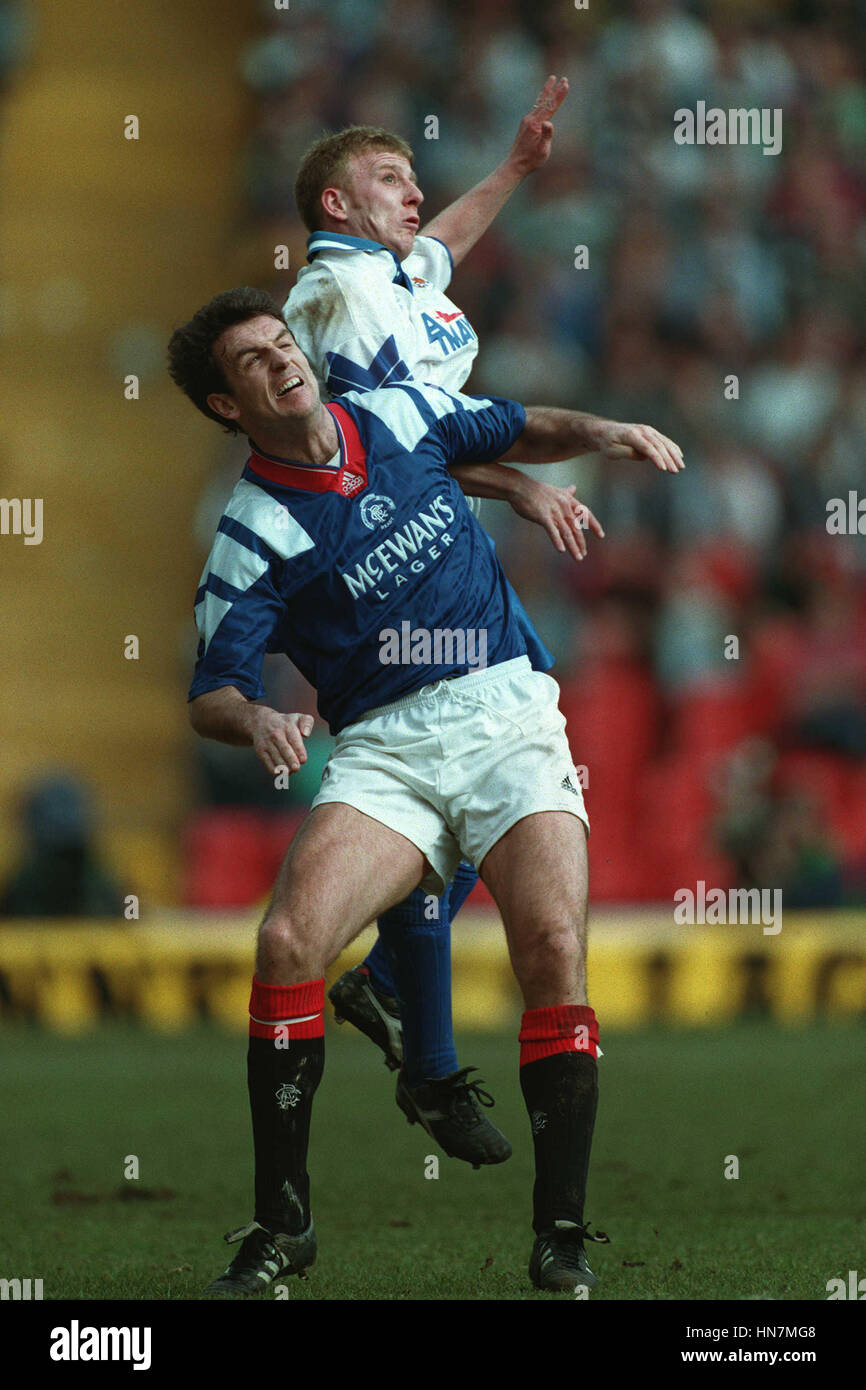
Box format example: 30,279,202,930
365,859,478,1085
362,935,396,997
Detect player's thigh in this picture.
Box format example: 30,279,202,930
265,802,428,961
479,809,588,948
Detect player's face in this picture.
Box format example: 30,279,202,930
338,150,423,261
208,316,321,432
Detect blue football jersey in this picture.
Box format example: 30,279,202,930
189,382,539,733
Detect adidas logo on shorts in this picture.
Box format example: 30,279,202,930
560,775,579,797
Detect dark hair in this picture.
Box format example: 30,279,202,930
295,126,414,232
167,287,287,433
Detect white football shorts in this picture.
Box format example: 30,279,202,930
310,655,589,894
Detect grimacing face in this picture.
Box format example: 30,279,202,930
330,148,423,260
207,316,322,433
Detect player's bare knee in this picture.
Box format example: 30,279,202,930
257,915,321,982
511,924,581,992
511,917,582,962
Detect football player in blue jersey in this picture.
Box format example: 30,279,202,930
283,78,590,1168
168,288,684,1295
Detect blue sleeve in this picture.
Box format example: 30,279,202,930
432,393,527,464
188,568,286,703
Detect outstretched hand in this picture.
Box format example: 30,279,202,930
590,421,685,474
507,75,569,178
510,479,604,561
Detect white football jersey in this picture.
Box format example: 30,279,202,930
279,231,551,670
283,232,478,400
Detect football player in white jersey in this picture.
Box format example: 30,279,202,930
287,77,570,401
281,79,606,1168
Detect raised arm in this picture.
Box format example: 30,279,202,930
421,76,569,268
498,407,686,473
445,400,683,559
449,461,603,561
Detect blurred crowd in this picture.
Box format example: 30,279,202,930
188,0,866,907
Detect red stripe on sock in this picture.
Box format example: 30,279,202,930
519,1004,599,1065
248,975,325,1040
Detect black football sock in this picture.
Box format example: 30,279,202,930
247,976,325,1234
519,1004,600,1233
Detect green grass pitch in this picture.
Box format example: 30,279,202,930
4,1021,864,1301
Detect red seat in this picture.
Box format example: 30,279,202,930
770,749,866,873
184,809,275,907
746,619,803,734
637,756,733,897
560,665,658,790
672,684,756,766
261,811,307,879
773,750,848,825
559,664,661,902
837,764,866,859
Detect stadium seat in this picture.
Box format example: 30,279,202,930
184,808,313,907
637,756,733,898
672,683,757,766
745,619,804,734
559,665,658,788
183,809,276,907
559,665,660,901
261,811,307,879
781,756,866,861
840,765,866,859
773,750,849,828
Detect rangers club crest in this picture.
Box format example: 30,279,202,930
275,1083,302,1110
359,493,397,530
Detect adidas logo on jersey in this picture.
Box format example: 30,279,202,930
342,471,365,497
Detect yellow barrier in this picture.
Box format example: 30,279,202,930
0,910,863,1033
